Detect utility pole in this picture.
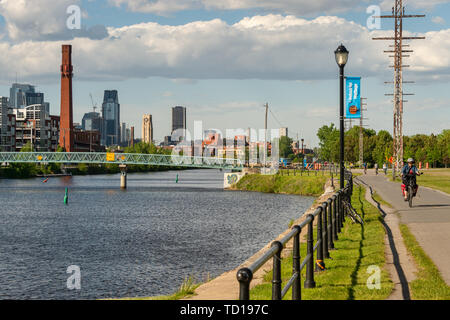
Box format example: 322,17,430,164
373,0,425,179
359,98,368,167
264,102,268,170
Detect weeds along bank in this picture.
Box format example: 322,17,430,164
250,184,393,300
230,173,328,197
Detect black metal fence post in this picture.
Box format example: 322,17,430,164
237,268,253,300
332,195,338,241
271,241,283,300
316,207,325,271
337,192,342,233
327,199,334,250
322,202,330,259
304,214,316,288
292,225,301,300
339,191,344,229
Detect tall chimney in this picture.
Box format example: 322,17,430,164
59,44,74,152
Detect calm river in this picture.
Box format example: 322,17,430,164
0,169,314,299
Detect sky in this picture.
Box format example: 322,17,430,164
0,0,449,147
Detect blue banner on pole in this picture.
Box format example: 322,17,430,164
345,77,361,119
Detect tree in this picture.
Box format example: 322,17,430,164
279,136,293,159
372,130,392,166
317,124,339,162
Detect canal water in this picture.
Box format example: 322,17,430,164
0,169,315,299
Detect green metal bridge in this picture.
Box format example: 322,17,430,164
0,152,244,170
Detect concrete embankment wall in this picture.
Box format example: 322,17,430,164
185,178,336,300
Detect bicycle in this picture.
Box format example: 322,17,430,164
343,198,364,225
403,173,422,208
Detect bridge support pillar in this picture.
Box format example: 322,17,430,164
119,165,127,189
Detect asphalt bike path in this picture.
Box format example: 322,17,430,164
357,171,450,285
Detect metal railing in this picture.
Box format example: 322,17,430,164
236,171,353,300
0,152,244,170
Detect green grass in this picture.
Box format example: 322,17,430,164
234,174,328,197
249,185,393,300
372,191,393,208
399,224,450,300
387,168,450,194
416,169,450,194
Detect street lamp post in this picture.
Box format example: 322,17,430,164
335,44,349,189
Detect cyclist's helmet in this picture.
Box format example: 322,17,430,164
407,158,414,163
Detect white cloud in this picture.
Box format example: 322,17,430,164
109,0,362,15
0,0,107,41
111,0,450,15
0,15,448,84
432,16,446,25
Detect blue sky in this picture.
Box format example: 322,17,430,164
0,0,449,147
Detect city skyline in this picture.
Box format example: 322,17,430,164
0,1,449,147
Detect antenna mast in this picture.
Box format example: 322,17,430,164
372,0,425,179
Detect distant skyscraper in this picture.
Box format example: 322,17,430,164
280,127,288,138
10,83,35,108
82,112,102,132
121,122,127,144
172,106,186,141
25,92,44,106
101,90,120,146
142,114,153,145
0,97,9,150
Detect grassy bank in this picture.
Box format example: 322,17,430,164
233,174,328,197
249,185,393,300
399,224,450,299
387,168,450,194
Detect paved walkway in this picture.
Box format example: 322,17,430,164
355,178,417,300
357,172,450,286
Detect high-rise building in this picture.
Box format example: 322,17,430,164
279,127,288,138
121,122,127,144
10,83,35,109
126,127,131,145
13,104,51,151
82,112,102,132
25,92,44,106
0,97,15,151
142,114,153,145
59,44,74,152
101,90,120,146
172,106,186,141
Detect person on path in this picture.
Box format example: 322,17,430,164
401,158,422,201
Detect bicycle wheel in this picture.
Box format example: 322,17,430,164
408,185,413,208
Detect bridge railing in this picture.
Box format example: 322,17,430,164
236,171,353,300
0,152,244,169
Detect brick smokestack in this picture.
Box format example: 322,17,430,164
59,44,74,152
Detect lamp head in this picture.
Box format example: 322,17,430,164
335,44,349,67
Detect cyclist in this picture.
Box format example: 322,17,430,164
401,158,422,201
